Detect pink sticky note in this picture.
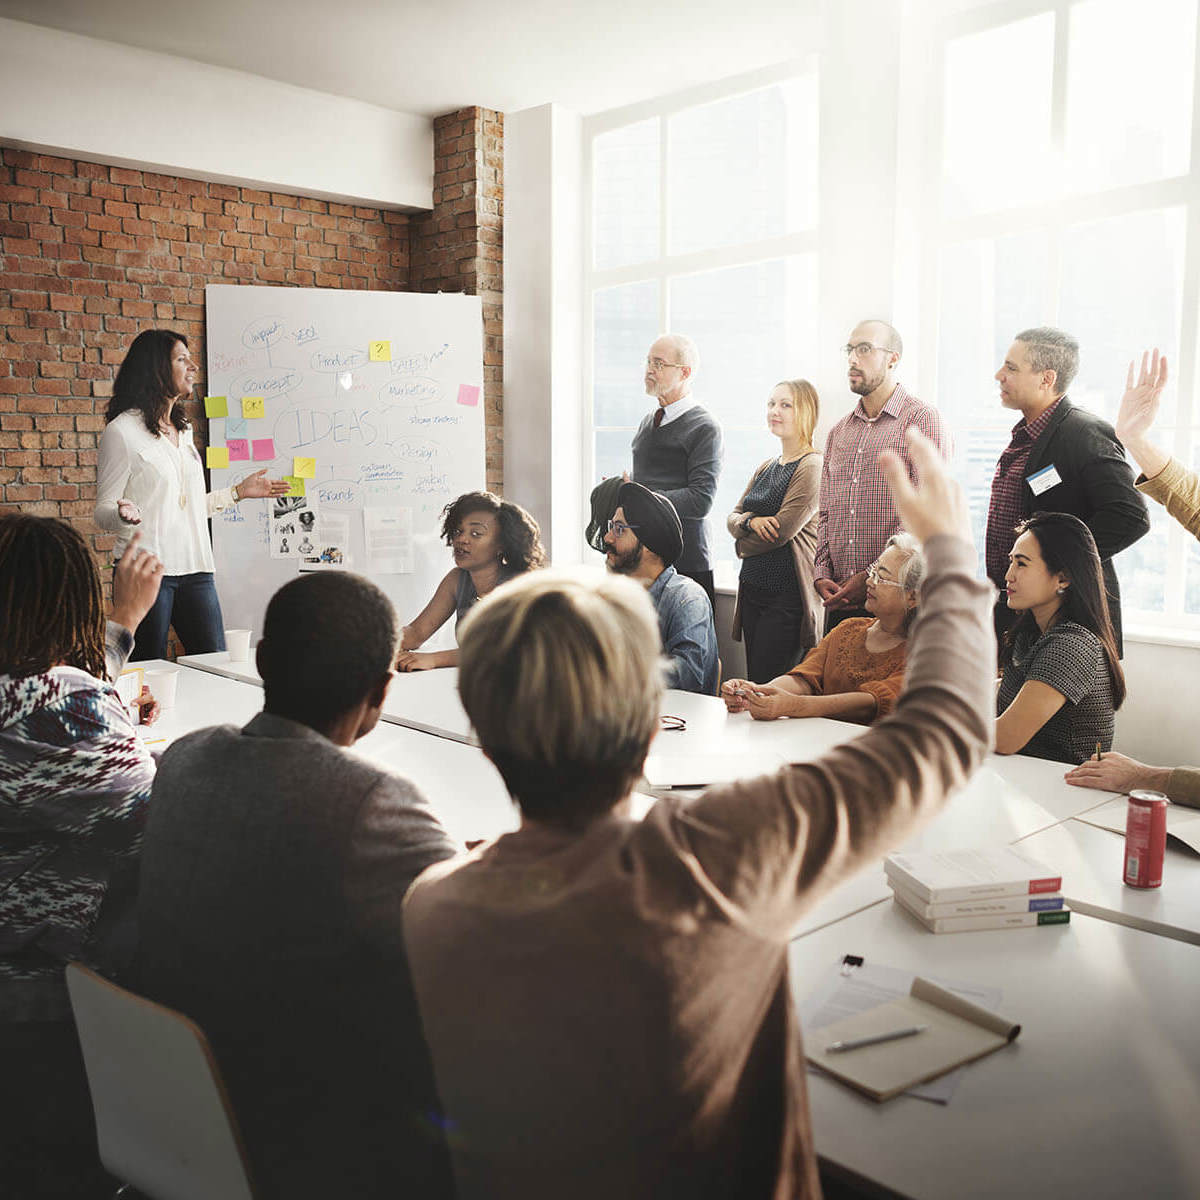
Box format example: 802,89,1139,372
457,383,480,407
227,438,249,462
252,438,275,461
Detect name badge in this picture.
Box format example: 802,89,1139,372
1026,464,1061,496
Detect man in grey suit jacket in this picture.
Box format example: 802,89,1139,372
137,572,458,1200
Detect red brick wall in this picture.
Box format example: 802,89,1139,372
1,111,504,618
0,146,411,577
410,106,504,491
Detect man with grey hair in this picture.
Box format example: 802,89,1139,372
629,332,723,610
987,326,1149,651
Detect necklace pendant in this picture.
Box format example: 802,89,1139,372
179,492,187,509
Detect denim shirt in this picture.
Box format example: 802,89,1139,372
648,566,719,695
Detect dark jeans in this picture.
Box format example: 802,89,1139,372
739,582,813,683
678,567,716,613
131,571,226,661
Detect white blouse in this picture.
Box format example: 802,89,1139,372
95,410,236,574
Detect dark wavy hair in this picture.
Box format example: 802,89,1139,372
105,329,192,436
439,491,547,574
1001,511,1125,708
0,513,108,680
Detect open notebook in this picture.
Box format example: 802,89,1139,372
806,975,1020,1102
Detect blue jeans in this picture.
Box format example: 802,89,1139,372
131,572,226,661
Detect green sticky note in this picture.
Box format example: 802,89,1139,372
292,456,316,479
204,395,228,418
242,396,266,419
369,340,391,362
283,475,305,497
206,445,230,469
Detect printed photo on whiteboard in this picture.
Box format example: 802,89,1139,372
363,506,413,574
271,494,319,558
300,512,352,571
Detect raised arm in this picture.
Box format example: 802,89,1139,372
663,430,995,938
1115,349,1171,481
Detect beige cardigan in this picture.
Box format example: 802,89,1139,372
1137,456,1200,541
726,451,823,652
403,536,995,1200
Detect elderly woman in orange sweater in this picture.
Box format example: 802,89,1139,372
722,531,924,724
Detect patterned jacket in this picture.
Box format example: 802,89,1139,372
0,623,152,1021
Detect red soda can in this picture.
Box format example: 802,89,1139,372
1123,790,1168,889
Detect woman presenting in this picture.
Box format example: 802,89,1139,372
96,329,288,660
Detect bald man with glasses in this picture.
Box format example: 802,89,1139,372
813,319,951,633
629,333,723,610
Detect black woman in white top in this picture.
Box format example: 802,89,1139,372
95,329,288,660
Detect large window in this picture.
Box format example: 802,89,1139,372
929,0,1200,633
586,69,819,579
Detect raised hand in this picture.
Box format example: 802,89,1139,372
1115,349,1170,480
111,530,165,633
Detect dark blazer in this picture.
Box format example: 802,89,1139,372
136,712,459,1200
995,397,1149,654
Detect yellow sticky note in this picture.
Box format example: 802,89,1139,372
242,396,266,419
292,456,316,479
283,476,305,497
369,340,391,362
206,445,230,469
204,395,228,418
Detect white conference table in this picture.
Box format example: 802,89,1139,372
1016,815,1200,947
788,903,1200,1200
178,651,477,743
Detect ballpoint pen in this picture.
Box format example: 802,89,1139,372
825,1025,929,1053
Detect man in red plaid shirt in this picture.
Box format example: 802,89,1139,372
814,320,952,633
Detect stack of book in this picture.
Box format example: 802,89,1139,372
884,846,1070,933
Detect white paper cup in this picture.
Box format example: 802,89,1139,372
144,667,180,710
225,628,252,662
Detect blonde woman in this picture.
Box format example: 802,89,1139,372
726,379,823,681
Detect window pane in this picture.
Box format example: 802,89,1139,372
1116,502,1168,615
669,256,818,565
594,429,634,488
943,14,1055,216
593,119,660,270
937,233,1053,561
668,76,818,256
1059,207,1186,425
1066,0,1196,194
593,280,660,429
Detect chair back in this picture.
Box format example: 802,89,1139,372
66,962,255,1200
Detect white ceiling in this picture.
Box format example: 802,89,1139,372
0,0,816,118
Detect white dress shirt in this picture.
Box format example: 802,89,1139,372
95,410,236,574
655,392,700,426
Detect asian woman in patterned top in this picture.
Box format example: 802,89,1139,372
995,510,1124,764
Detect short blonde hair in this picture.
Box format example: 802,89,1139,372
457,570,663,827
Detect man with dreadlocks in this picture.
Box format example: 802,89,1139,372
0,515,163,1194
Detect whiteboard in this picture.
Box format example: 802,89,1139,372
205,284,485,647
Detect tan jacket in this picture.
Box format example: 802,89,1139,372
1137,456,1200,541
403,536,995,1200
727,452,823,649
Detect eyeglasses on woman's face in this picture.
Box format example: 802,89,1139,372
865,562,904,588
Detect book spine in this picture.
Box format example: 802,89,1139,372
888,882,1065,918
884,861,1063,904
895,892,1071,932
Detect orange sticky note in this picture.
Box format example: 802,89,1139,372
292,456,316,479
206,445,230,469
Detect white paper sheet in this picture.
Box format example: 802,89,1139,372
363,506,413,574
